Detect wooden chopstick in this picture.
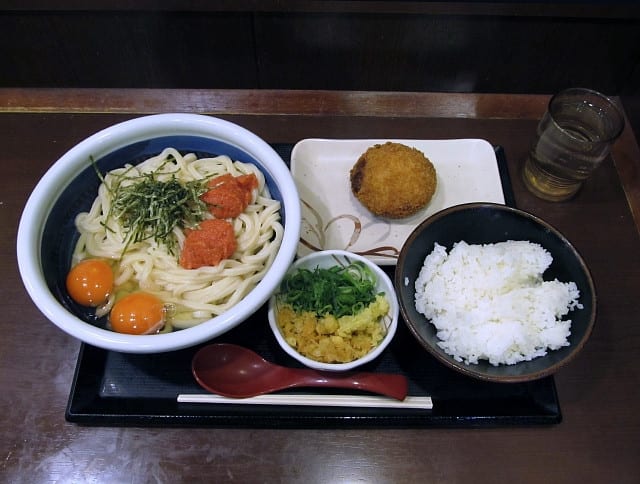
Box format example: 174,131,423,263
177,393,433,409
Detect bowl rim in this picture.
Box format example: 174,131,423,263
268,249,399,371
395,202,597,383
16,113,301,353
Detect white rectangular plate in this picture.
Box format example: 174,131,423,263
291,138,506,265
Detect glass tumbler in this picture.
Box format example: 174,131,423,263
522,88,625,202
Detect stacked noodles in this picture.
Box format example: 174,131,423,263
72,147,284,329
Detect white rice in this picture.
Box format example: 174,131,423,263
414,241,582,366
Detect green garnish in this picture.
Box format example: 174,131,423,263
278,261,381,318
99,157,209,255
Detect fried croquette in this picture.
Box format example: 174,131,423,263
350,142,437,218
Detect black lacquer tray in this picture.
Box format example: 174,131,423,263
65,145,562,428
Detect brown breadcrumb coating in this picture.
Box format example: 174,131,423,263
350,142,437,218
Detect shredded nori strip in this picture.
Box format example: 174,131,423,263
96,156,209,255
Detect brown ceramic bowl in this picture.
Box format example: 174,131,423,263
395,202,596,383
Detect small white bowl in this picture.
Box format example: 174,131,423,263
268,250,399,371
17,113,301,353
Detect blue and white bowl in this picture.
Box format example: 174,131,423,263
17,113,301,353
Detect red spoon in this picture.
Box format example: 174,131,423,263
192,343,408,401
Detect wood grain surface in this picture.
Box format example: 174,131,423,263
1,89,639,483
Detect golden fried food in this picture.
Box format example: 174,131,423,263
276,295,389,363
349,142,437,218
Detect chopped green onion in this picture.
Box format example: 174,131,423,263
278,261,382,318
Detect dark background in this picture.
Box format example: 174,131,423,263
2,1,639,132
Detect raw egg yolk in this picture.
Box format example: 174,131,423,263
109,292,165,335
66,259,114,307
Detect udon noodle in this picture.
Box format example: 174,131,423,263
72,147,284,330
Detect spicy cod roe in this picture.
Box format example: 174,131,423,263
179,218,237,269
179,172,258,269
201,173,258,219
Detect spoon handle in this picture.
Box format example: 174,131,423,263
291,369,409,401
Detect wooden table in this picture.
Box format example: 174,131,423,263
2,89,639,483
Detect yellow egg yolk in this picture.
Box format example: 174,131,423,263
109,292,165,335
66,259,114,307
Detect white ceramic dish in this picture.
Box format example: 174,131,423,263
267,250,399,371
17,113,301,353
291,138,505,265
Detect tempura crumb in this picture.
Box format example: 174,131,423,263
276,295,390,363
